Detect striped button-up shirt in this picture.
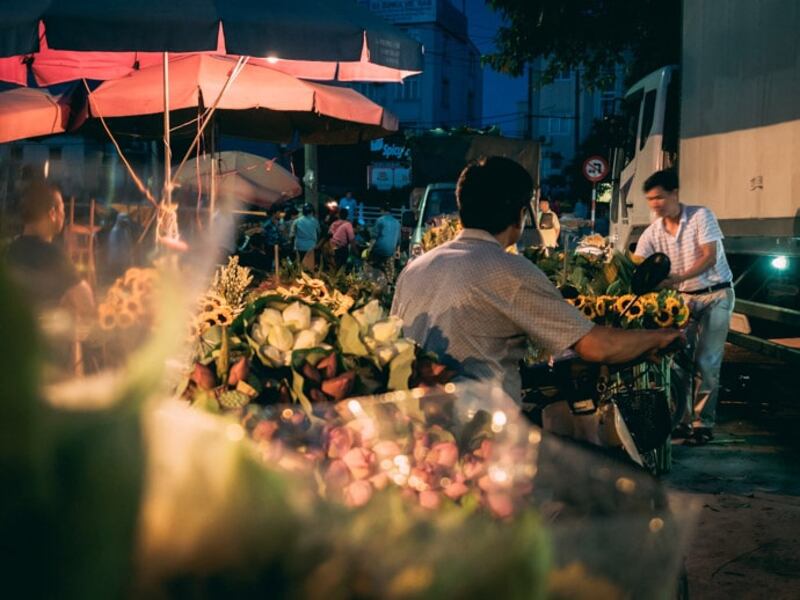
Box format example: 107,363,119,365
391,229,594,400
634,204,732,292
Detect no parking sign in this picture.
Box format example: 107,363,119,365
582,155,609,182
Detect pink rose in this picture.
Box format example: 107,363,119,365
419,490,442,510
327,426,355,459
342,447,374,480
344,480,374,507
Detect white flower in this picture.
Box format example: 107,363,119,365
282,301,311,332
268,325,295,352
362,299,384,326
293,329,321,351
260,345,284,368
371,316,403,344
363,335,379,352
393,339,415,356
310,317,330,340
250,322,270,344
376,344,398,366
259,308,284,328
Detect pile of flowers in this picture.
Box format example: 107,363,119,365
273,271,355,317
421,215,462,252
97,267,159,331
563,289,690,329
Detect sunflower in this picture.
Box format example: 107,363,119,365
567,295,586,309
117,310,135,329
623,298,645,321
581,302,597,320
640,293,659,314
654,309,674,328
123,267,144,287
98,304,117,331
614,294,636,314
674,305,690,327
664,296,682,316
214,308,233,327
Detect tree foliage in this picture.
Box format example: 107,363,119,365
484,0,681,89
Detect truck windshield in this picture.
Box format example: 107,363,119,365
423,189,457,223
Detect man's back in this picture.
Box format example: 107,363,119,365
373,214,400,257
391,229,591,399
292,215,319,251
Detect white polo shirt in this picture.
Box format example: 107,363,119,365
634,204,732,292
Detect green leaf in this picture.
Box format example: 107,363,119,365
337,313,369,357
387,342,416,391
291,370,314,416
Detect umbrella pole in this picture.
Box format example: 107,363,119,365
209,116,216,227
163,52,172,207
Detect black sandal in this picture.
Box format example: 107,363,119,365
685,428,713,446
672,424,693,439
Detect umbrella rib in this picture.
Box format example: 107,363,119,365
82,79,158,207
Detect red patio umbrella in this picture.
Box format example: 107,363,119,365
0,86,80,143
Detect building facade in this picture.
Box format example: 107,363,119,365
355,0,483,130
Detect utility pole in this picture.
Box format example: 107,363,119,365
304,144,318,212
573,67,581,159
526,61,534,139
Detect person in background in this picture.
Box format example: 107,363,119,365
371,202,401,268
538,198,561,249
338,191,359,223
329,207,356,269
261,206,284,271
291,203,321,269
391,157,681,402
634,168,734,445
5,179,95,318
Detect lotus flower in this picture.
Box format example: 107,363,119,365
259,307,284,328
376,344,398,366
324,459,351,490
282,301,311,332
419,490,442,510
190,363,216,390
327,426,355,459
444,479,469,500
353,299,383,333
342,447,374,480
393,339,414,356
227,357,249,386
426,441,459,469
371,316,403,343
250,322,270,344
293,329,321,351
344,480,373,507
260,344,284,368
268,325,294,352
310,317,330,340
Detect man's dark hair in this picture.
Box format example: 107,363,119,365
338,207,349,220
643,169,679,193
19,179,60,224
456,156,532,234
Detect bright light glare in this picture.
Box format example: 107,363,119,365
771,255,789,270
265,55,279,64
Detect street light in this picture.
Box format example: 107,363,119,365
770,255,789,271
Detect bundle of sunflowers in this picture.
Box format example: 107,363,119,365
97,267,159,331
421,215,462,252
564,289,690,329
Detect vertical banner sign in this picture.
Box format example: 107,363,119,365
582,155,609,233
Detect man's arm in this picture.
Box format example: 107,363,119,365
553,213,561,239
661,242,717,288
573,325,682,364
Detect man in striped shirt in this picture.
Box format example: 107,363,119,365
634,169,734,443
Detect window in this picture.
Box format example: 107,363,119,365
662,75,680,157
546,117,571,135
441,77,450,109
622,90,643,164
639,89,657,150
396,77,419,101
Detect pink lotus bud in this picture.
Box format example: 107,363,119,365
227,357,249,386
419,490,442,510
369,472,390,491
427,442,459,469
327,426,355,459
316,353,338,379
344,480,374,507
252,420,278,443
190,363,216,390
444,480,469,500
372,440,402,461
462,458,486,480
320,371,356,401
343,447,374,480
487,492,514,519
324,459,351,491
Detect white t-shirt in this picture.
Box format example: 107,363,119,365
634,204,732,292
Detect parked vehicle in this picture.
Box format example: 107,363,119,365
610,0,800,361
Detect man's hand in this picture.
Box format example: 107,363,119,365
645,328,686,361
658,274,684,290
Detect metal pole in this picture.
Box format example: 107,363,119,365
304,144,318,212
591,183,597,232
163,52,171,206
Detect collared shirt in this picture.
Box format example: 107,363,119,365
339,197,358,221
391,228,594,400
538,209,560,248
635,204,732,292
292,215,320,252
373,213,401,258
5,235,80,309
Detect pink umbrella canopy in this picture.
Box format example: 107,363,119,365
87,54,399,143
0,2,423,86
175,151,302,208
0,86,78,143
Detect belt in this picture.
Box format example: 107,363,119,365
683,281,732,295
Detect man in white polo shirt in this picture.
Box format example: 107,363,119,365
634,169,734,444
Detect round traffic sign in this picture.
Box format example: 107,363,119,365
582,155,609,182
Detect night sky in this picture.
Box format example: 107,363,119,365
464,0,527,136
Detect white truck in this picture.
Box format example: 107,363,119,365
610,0,800,362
